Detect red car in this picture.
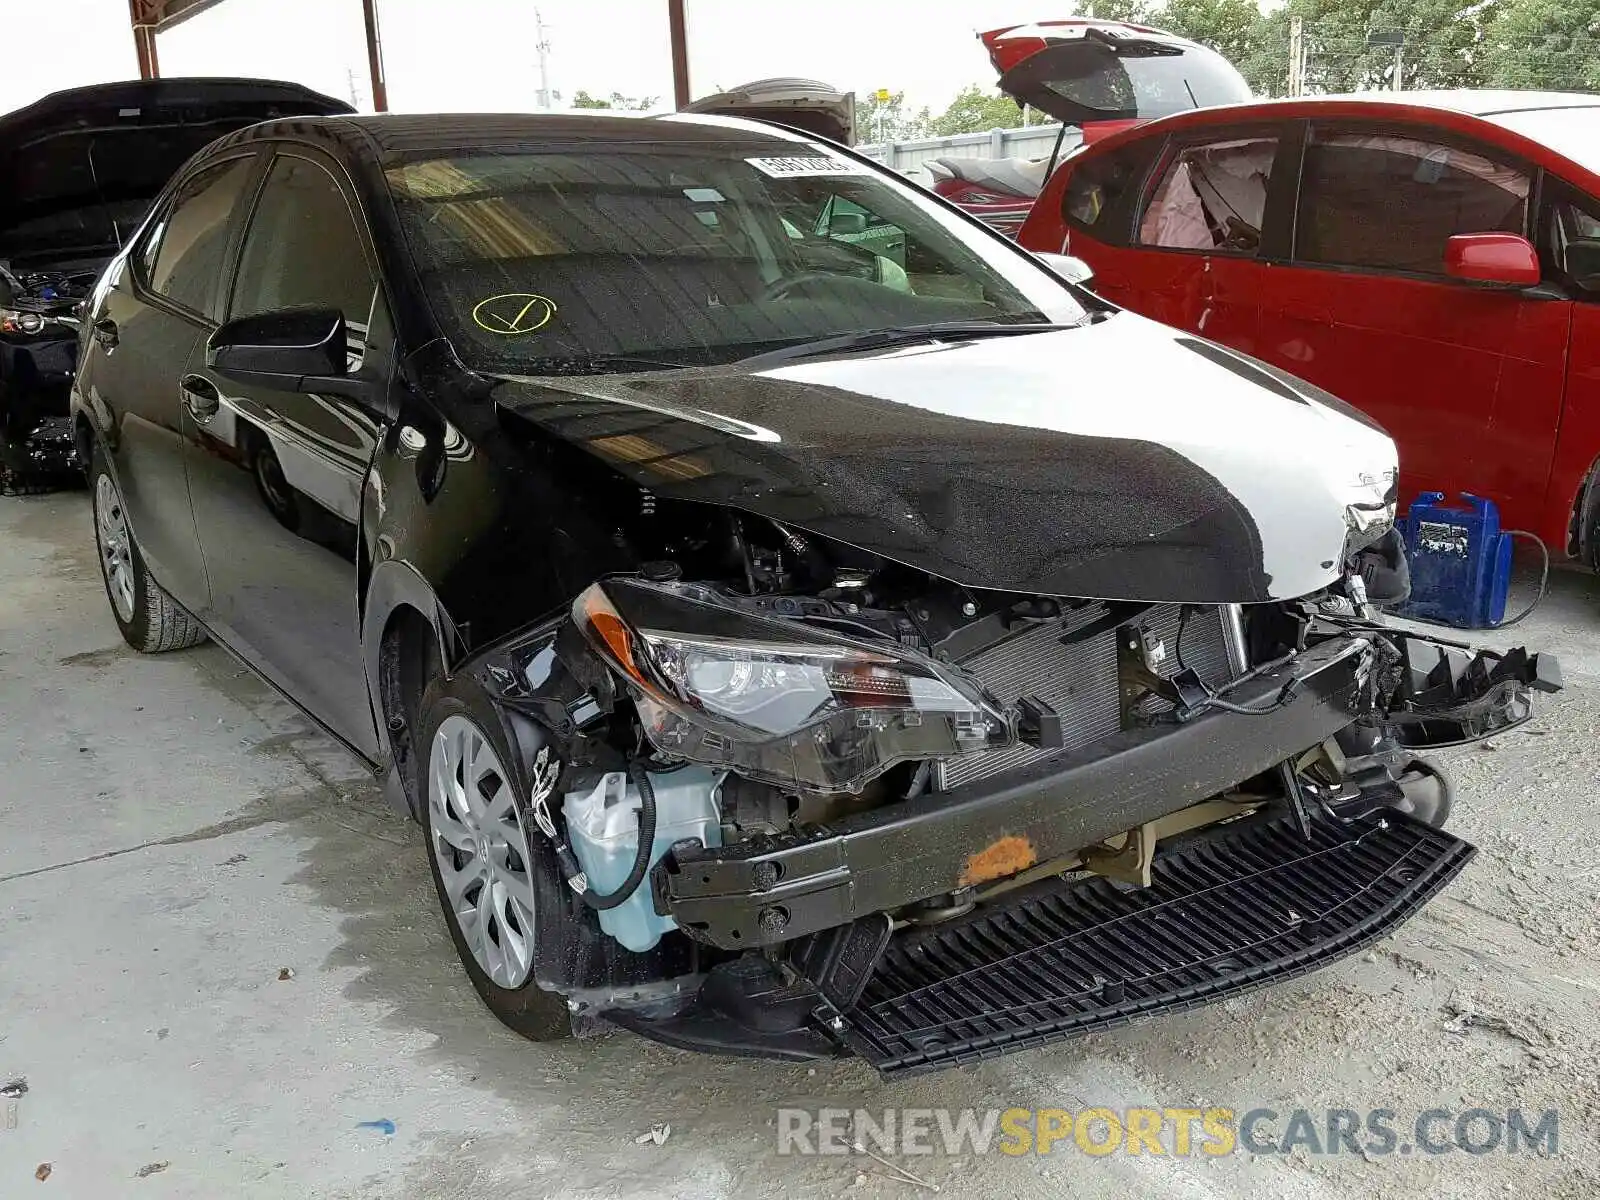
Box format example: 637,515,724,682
1018,91,1600,569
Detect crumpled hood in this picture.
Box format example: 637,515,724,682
489,312,1396,603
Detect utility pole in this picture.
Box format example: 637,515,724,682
534,8,553,109
1287,16,1305,97
1367,29,1406,93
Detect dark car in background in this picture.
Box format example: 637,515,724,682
73,111,1555,1075
1019,91,1600,571
0,77,351,492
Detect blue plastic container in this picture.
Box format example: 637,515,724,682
1395,492,1513,629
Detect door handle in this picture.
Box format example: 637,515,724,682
180,374,221,421
92,317,119,348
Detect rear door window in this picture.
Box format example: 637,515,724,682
143,156,258,315
1062,140,1161,245
1295,130,1530,276
1139,136,1279,255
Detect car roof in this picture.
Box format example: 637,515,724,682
1290,90,1600,117
1079,90,1600,180
219,110,815,159
1134,89,1600,124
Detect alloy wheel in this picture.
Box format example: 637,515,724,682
94,473,136,622
428,714,538,989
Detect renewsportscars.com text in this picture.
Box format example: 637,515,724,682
776,1106,1559,1158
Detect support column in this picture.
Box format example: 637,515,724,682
362,0,390,112
668,0,690,109
128,0,160,79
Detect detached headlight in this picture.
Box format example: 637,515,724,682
574,578,1009,794
1,309,46,335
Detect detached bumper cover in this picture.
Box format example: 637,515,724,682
658,636,1377,949
847,809,1472,1076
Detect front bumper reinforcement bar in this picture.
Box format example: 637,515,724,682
657,636,1377,950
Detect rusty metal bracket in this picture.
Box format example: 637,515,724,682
1083,821,1157,887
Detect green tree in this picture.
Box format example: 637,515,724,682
856,89,931,142
1479,0,1600,90
571,90,657,111
1277,0,1500,92
928,84,1025,136
1080,0,1159,21
1160,0,1286,94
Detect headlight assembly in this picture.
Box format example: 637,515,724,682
573,578,1010,794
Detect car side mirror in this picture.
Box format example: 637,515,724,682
207,307,349,390
1443,233,1541,287
1034,251,1096,290
828,211,869,237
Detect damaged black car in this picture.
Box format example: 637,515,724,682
0,77,350,492
73,111,1561,1076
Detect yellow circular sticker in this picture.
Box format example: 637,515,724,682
472,293,557,336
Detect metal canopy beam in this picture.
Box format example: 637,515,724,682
123,0,389,111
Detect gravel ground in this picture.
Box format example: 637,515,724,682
1,490,1596,1199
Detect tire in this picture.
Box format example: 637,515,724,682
418,675,572,1041
90,446,207,654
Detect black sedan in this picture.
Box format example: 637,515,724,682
71,111,1556,1075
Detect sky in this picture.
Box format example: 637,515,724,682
3,0,1050,117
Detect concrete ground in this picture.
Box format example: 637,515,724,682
2,490,1598,1200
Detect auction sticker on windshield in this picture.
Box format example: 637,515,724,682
746,153,870,178
472,293,558,336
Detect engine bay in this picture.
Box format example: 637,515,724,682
464,489,1558,1010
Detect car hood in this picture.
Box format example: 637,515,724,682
0,78,352,266
488,313,1396,604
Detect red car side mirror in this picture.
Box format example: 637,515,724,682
1444,233,1541,287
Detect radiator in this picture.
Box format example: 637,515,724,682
935,603,1235,791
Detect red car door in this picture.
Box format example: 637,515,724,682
1542,188,1600,560
1135,126,1295,357
1033,124,1295,356
1256,123,1569,525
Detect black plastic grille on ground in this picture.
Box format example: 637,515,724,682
843,811,1473,1076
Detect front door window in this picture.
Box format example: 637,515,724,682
1295,130,1530,276
1140,137,1278,254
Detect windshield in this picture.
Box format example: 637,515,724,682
384,134,1088,375
1489,105,1600,178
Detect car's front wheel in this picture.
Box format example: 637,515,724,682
418,677,572,1041
90,448,206,654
